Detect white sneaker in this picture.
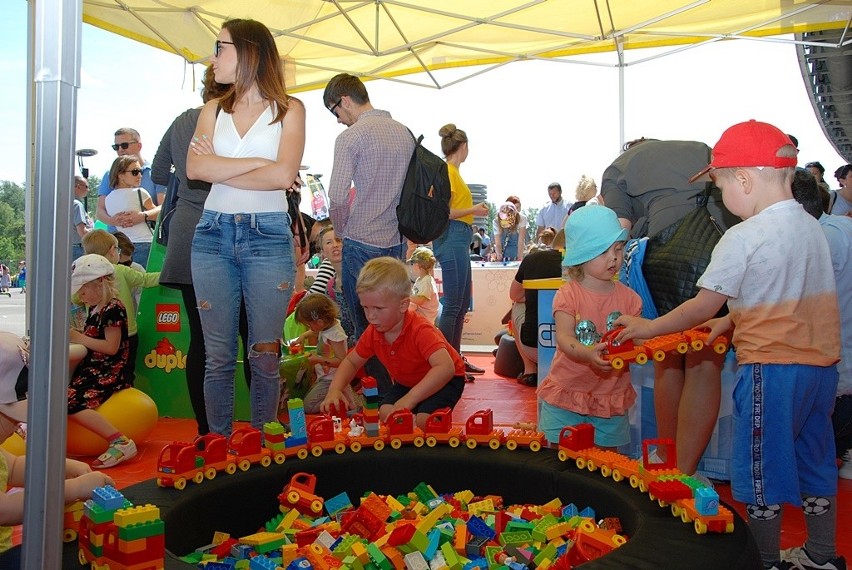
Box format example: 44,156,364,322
839,449,852,480
781,546,847,570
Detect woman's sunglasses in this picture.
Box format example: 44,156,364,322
123,169,142,176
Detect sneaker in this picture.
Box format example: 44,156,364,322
839,449,852,480
516,373,537,387
463,357,485,375
766,562,796,570
781,546,847,570
464,373,476,383
92,438,137,469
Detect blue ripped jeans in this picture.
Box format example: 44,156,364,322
340,237,406,337
191,211,295,435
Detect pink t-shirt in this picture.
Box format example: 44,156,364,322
537,280,642,418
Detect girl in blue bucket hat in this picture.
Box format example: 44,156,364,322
536,205,643,448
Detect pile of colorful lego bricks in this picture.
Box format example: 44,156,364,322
182,479,627,569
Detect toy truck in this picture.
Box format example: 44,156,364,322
385,408,426,448
463,409,506,450
423,407,463,447
601,328,651,369
278,472,324,515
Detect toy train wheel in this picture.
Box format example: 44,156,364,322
613,535,627,546
238,459,251,472
575,458,586,469
681,510,692,524
413,436,425,448
260,455,272,467
653,350,666,362
274,453,286,464
287,490,301,505
587,460,597,472
713,342,727,354
426,436,437,447
63,529,77,543
373,440,385,451
611,358,624,370
448,437,460,448
78,549,88,565
466,439,477,450
671,504,682,517
580,520,596,532
311,499,324,514
600,465,611,477
612,469,623,482
529,440,541,452
205,467,217,480
335,442,346,454
629,475,639,488
658,499,669,508
311,446,323,457
297,449,309,460
648,492,656,502
506,439,518,451
156,477,165,488
691,340,704,351
193,471,205,484
676,342,689,354
557,449,568,462
350,442,362,453
695,519,708,534
225,463,237,475
488,438,501,450
635,353,648,365
639,480,648,493
390,438,402,449
174,478,187,490
725,522,734,533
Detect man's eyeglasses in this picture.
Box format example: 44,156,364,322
123,169,142,176
328,99,342,117
111,142,137,151
214,40,235,57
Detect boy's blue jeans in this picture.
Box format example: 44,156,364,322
192,211,295,436
433,220,473,352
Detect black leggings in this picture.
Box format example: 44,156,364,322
174,284,251,435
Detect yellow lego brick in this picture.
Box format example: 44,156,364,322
113,504,160,527
89,532,104,548
241,531,287,546
545,522,570,541
385,495,406,513
466,499,494,517
213,531,230,545
411,502,427,516
417,503,450,534
537,559,552,570
454,491,474,505
282,544,299,565
276,508,301,531
540,498,562,512
351,541,370,564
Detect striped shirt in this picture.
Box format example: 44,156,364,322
328,109,414,247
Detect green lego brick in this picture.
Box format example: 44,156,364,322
117,518,165,541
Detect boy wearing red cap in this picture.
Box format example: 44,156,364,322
616,120,843,570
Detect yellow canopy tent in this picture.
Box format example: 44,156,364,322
81,0,852,92
20,1,852,566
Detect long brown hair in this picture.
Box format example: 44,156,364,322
218,19,290,124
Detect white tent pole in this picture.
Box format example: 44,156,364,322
617,36,625,150
23,0,79,565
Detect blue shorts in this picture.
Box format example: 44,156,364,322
538,399,630,448
731,363,838,506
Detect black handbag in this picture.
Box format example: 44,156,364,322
642,185,725,315
137,188,155,233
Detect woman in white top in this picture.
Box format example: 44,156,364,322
102,156,155,268
186,18,306,436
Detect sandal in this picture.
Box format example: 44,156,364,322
516,373,537,387
92,438,137,469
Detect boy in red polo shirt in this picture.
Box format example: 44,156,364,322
321,257,465,429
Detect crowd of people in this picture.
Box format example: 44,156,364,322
3,16,851,569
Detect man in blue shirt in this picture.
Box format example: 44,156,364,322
535,182,571,241
96,127,165,231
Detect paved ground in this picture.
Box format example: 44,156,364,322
0,288,27,336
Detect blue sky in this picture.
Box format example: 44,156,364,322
2,1,846,211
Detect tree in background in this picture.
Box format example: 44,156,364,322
0,181,25,266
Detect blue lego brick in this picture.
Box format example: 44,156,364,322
562,504,579,519
92,485,125,510
695,487,720,516
326,492,354,516
251,555,282,570
231,543,255,560
579,507,595,520
463,556,488,570
288,557,314,570
465,516,495,541
424,529,440,560
286,436,308,448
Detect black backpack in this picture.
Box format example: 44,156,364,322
397,131,451,244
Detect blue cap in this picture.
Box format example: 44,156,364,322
562,206,628,266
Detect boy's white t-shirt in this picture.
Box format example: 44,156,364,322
411,275,439,324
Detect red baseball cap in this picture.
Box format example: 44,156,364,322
689,120,798,183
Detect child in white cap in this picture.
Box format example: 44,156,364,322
407,246,439,324
67,254,138,468
0,331,114,567
536,205,642,449
615,120,843,570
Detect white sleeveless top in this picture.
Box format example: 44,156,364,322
204,104,288,214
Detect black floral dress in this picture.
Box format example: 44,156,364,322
68,299,130,414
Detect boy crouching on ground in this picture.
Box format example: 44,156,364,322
615,120,843,570
321,257,465,429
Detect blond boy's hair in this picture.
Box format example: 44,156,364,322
356,257,411,299
82,229,118,257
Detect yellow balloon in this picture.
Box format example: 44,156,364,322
0,388,159,457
